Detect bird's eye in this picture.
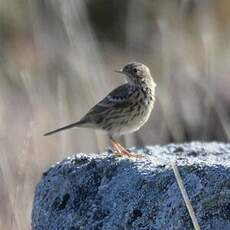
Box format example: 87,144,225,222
133,68,137,73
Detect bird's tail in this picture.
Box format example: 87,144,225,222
44,120,85,136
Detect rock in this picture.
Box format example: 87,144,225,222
32,143,230,230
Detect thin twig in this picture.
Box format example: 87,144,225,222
171,162,201,230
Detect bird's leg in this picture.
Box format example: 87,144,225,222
110,137,143,158
110,138,132,157
116,142,144,158
115,141,134,156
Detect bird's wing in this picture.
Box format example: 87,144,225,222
79,84,135,125
44,84,134,135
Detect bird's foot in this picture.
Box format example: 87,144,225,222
113,149,143,158
110,138,144,158
127,152,144,159
113,149,132,158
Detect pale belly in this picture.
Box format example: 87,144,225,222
110,101,154,137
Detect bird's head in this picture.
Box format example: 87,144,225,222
115,62,153,86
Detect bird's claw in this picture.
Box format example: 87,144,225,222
113,150,144,159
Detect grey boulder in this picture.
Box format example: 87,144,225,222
32,142,230,230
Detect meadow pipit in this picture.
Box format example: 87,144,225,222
44,62,156,157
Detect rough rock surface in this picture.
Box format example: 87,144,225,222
32,143,230,230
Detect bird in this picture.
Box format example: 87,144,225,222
44,62,156,157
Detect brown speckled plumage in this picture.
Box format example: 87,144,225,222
44,62,156,157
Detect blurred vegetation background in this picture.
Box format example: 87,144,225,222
1,0,230,229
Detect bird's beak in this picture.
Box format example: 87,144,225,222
115,69,123,74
